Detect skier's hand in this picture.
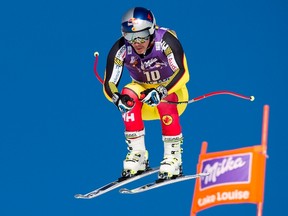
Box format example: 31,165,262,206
112,92,135,113
140,86,168,107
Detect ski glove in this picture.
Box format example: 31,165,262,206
140,85,168,107
112,92,135,113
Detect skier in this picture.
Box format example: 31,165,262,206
103,7,190,180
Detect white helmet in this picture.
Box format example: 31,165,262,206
121,7,156,41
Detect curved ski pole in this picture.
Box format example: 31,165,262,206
93,52,104,84
93,52,255,104
162,90,255,104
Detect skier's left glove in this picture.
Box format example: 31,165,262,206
112,92,135,113
140,85,168,107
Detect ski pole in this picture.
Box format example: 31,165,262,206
93,52,255,104
93,52,104,84
163,90,255,104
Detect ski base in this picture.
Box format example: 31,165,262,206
119,172,209,194
74,167,159,199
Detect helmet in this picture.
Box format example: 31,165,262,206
121,7,156,41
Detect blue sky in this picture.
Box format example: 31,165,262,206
0,0,287,215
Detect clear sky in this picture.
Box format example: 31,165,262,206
0,0,287,215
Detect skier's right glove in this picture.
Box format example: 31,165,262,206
112,92,135,113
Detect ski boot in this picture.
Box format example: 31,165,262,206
121,130,149,178
158,134,183,181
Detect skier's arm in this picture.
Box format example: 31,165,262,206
161,31,190,94
103,38,126,102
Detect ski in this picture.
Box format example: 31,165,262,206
74,167,159,199
119,172,209,194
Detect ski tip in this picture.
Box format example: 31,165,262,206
74,194,85,199
119,188,132,194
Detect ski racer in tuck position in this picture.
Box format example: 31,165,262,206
103,7,191,180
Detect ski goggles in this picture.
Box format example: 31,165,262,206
123,30,150,44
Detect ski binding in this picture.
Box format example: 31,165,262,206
119,172,209,194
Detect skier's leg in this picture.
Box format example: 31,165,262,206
157,93,184,179
121,84,148,177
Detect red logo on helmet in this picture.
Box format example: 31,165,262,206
147,13,152,21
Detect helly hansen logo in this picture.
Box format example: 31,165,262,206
200,153,252,190
122,112,135,122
